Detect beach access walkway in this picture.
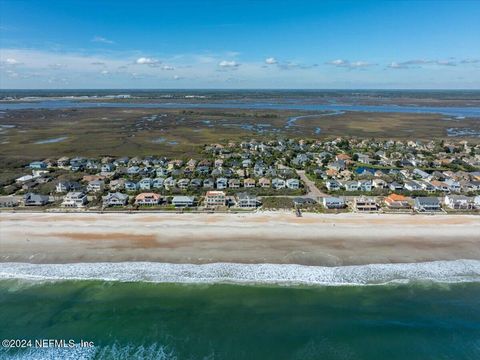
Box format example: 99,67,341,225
295,170,329,199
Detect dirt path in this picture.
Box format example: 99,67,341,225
296,170,329,198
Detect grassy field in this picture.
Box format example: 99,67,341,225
1,107,479,170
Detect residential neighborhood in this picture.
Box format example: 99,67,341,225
1,137,480,213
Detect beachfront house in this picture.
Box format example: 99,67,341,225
414,197,441,212
322,197,345,209
236,193,259,208
24,193,50,206
171,196,195,207
204,191,226,207
135,192,162,206
475,196,480,209
102,192,129,207
0,196,20,208
354,196,378,212
61,191,88,208
384,194,411,209
444,195,473,210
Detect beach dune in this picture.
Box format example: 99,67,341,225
0,212,479,266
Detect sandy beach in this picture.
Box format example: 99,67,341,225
0,211,479,266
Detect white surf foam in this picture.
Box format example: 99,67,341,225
1,260,480,286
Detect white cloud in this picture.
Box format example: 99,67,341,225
328,59,347,66
461,58,480,64
387,62,408,69
173,75,182,80
265,57,278,65
161,65,175,70
388,59,458,69
91,36,114,44
48,63,66,70
218,60,240,68
436,60,456,66
5,69,19,78
135,57,161,66
326,59,375,69
2,58,21,66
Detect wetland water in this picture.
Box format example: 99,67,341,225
1,100,480,118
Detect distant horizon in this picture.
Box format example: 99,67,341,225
1,1,479,89
1,88,480,92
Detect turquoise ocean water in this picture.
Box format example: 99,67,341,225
1,279,479,360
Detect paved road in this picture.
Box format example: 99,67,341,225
295,170,329,199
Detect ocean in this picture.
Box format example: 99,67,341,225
1,262,480,359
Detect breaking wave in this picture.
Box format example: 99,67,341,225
0,342,176,360
0,260,480,286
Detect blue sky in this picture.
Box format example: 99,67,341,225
1,0,479,89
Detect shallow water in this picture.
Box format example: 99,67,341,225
0,279,479,360
1,100,480,118
34,136,68,144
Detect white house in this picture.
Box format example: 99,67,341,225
236,193,259,208
204,191,226,207
102,192,129,207
286,178,300,190
87,180,104,193
343,181,359,192
322,197,345,209
444,195,473,210
272,178,286,189
325,180,340,191
171,196,195,207
404,181,422,191
62,191,88,208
